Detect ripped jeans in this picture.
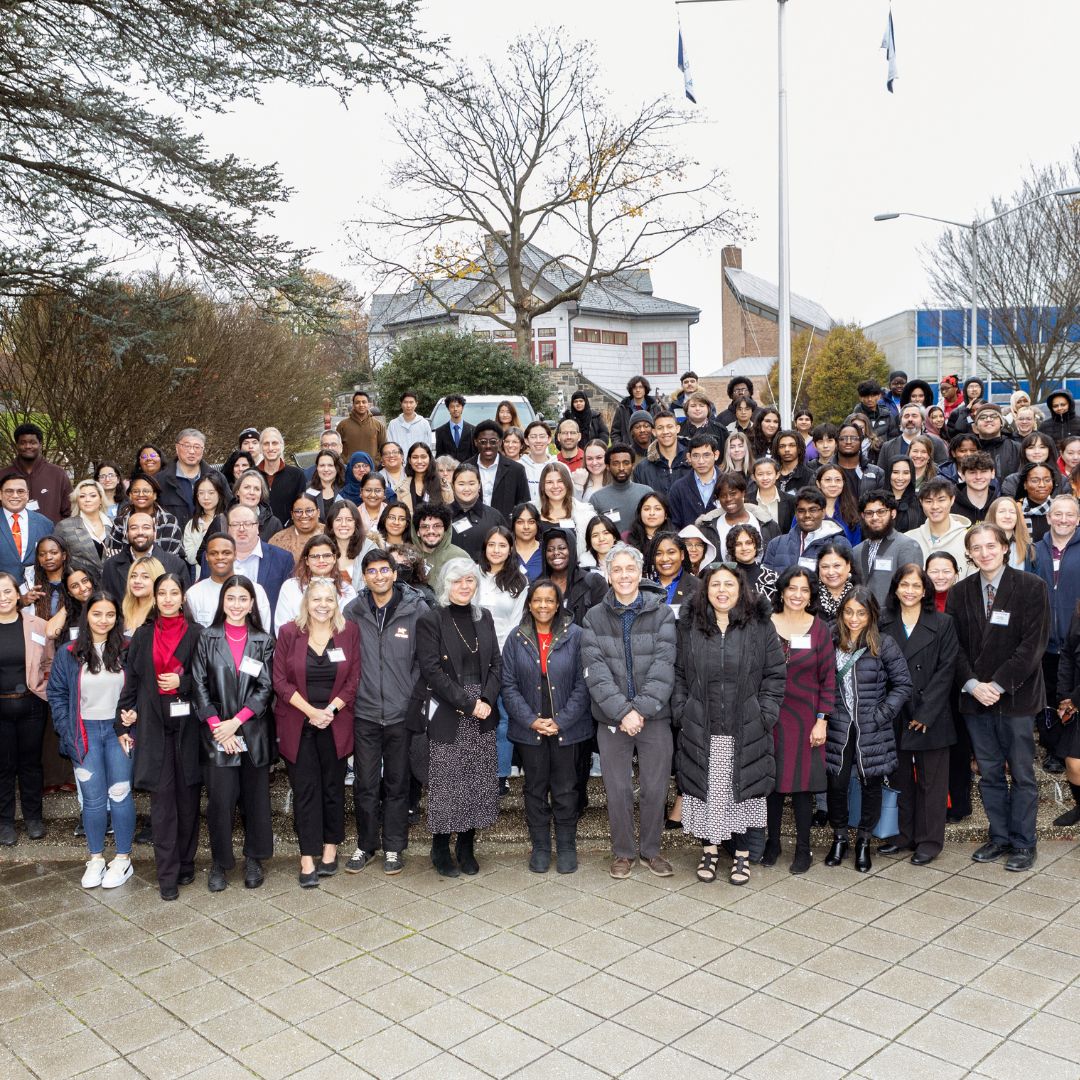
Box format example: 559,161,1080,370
74,719,135,856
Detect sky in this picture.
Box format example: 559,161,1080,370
191,0,1080,372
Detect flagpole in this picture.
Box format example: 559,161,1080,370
776,0,792,426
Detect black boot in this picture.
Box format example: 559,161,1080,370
824,831,849,867
555,824,578,874
431,833,459,877
1054,782,1080,827
455,830,479,875
528,825,551,874
762,792,783,866
789,793,813,874
854,836,872,873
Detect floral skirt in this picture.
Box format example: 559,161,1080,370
426,693,499,834
681,735,766,843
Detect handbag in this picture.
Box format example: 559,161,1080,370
846,772,898,838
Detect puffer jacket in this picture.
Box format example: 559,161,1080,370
1039,389,1080,442
610,394,658,446
580,587,676,726
501,611,592,746
632,439,691,495
825,634,912,779
672,597,786,803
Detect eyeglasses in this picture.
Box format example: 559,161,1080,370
139,452,159,460
177,441,203,451
863,508,891,517
230,521,257,530
293,508,319,517
308,552,335,561
364,566,395,576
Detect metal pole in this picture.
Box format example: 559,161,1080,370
969,224,979,382
777,0,792,425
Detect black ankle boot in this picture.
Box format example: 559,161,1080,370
431,833,459,877
761,836,781,867
456,830,479,875
854,836,872,873
1054,782,1080,827
555,825,578,874
824,832,849,867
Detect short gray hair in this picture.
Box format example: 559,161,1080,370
901,404,925,421
232,468,270,503
436,557,482,620
605,542,644,573
1050,494,1080,514
260,426,284,444
176,428,206,445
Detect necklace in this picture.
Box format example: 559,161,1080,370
450,613,479,654
224,624,247,643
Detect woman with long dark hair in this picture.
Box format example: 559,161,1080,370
310,449,345,521
181,471,231,568
749,406,782,459
626,491,671,554
130,443,165,482
405,442,445,507
510,502,543,581
94,462,125,519
24,535,69,635
324,500,372,586
190,576,275,892
108,473,183,557
726,523,777,603
815,465,861,547
644,530,701,610
115,573,202,900
47,591,135,889
378,502,412,549
887,458,925,532
587,515,623,581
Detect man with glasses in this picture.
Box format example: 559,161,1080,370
225,504,293,617
343,550,429,876
853,489,923,606
906,478,971,578
186,535,271,628
0,474,53,584
467,420,529,520
836,423,885,499
762,487,844,574
412,505,469,591
158,428,220,528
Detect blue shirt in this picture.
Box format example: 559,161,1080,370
694,469,718,509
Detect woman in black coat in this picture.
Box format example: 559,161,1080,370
190,575,275,893
447,464,507,561
673,563,787,887
879,564,959,865
563,391,610,446
825,587,912,874
415,557,502,878
540,527,606,627
115,573,202,901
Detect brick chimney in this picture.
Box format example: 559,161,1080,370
721,245,742,270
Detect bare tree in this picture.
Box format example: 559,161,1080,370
924,155,1080,399
354,30,743,359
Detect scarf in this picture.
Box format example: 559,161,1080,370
152,613,188,696
1023,496,1051,518
818,578,854,620
612,595,644,700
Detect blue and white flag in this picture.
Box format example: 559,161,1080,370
881,7,898,92
678,24,697,104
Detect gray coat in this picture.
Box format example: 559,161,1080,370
853,532,923,608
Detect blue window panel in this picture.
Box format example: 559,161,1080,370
916,309,940,348
940,309,967,348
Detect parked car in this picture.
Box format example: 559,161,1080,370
429,394,538,430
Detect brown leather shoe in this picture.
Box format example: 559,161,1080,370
609,857,635,879
644,855,674,878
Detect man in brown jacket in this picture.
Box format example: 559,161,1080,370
337,390,386,466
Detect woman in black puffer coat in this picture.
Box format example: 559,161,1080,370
673,564,787,887
824,586,912,874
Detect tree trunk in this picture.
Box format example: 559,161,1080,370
515,318,532,365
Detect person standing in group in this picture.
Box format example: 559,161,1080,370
0,423,72,524
582,544,677,880
48,592,135,889
434,395,476,464
386,391,434,453
852,490,923,606
446,464,506,562
823,588,912,874
878,564,960,865
673,561,787,886
191,576,276,892
587,445,652,532
765,566,835,874
0,474,54,584
947,524,1050,871
55,479,112,571
467,421,530,521
114,573,202,900
416,559,502,878
502,579,592,874
257,428,308,526
273,535,357,633
0,572,53,846
274,579,360,887
106,473,183,558
337,389,387,464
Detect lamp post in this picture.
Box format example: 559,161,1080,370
874,186,1080,382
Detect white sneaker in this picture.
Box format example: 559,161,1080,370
81,856,107,888
101,856,133,889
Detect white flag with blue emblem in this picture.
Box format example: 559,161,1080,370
881,7,898,92
678,24,696,104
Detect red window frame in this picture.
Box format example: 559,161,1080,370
642,341,677,375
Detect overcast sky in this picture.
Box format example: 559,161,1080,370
193,0,1080,371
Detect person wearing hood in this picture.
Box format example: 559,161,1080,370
899,379,935,410
762,488,845,575
340,451,375,506
882,371,907,415
972,403,1022,478
905,478,973,579
411,504,469,592
852,490,924,607
610,376,657,446
716,377,759,427
562,391,609,445
540,527,606,627
678,524,717,575
336,390,387,465
853,381,900,442
1004,389,1033,433
632,411,690,494
945,377,986,438
1040,389,1080,442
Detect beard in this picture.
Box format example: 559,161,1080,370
862,521,892,541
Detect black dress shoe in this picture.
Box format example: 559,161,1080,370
1044,755,1066,775
317,858,338,877
910,851,935,866
25,819,45,840
876,843,907,856
243,857,264,889
972,840,1012,863
1005,847,1037,872
824,835,848,867
0,822,16,846
298,869,320,888
177,869,195,887
160,885,179,901
133,824,153,845
854,838,872,873
208,865,228,892
73,822,85,838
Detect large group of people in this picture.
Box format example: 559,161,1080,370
0,365,1075,902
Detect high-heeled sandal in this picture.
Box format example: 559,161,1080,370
730,850,751,886
696,845,720,882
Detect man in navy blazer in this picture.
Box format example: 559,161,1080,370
433,395,475,464
222,504,293,620
0,474,54,584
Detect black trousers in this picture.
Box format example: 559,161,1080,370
352,719,410,854
150,730,200,889
519,738,581,846
0,694,46,825
204,755,273,870
286,727,346,858
948,706,974,818
889,746,950,857
766,791,813,852
827,735,883,837
1041,652,1061,754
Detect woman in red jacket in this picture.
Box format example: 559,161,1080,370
273,579,360,888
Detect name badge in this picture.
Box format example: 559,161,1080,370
606,510,621,523
169,701,191,717
305,487,320,498
452,518,470,534
874,558,894,572
26,500,39,512
670,604,681,619
31,632,47,646
69,627,79,640
798,557,816,570
427,698,438,720
123,629,134,638
558,519,574,529
234,735,248,753
239,655,263,677
327,647,346,663
990,610,1011,626
790,634,812,649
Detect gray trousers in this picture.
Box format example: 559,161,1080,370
597,720,673,860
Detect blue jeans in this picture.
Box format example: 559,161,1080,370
496,696,512,779
73,719,135,855
964,712,1038,850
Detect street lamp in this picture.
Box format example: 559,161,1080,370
874,186,1080,382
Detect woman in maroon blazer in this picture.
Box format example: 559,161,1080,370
273,579,360,887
